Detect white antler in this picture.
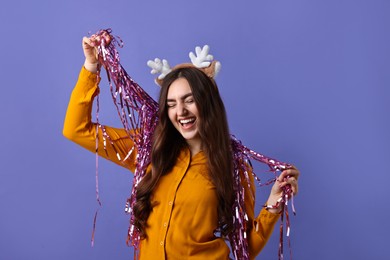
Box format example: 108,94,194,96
189,45,214,68
147,58,172,80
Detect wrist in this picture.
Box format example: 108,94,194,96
263,203,282,214
84,59,100,73
264,197,283,214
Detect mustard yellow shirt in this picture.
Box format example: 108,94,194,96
63,67,280,259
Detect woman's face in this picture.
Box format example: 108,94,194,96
166,77,201,149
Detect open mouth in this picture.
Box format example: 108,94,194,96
179,117,196,129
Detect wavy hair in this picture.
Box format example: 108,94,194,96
133,67,234,238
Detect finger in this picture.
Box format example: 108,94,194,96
286,178,298,195
89,34,108,47
82,37,98,58
90,34,101,44
278,182,298,196
287,165,299,173
279,169,300,181
82,36,93,47
101,31,111,44
287,177,297,186
278,178,295,187
290,180,298,195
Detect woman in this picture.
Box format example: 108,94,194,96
63,33,300,259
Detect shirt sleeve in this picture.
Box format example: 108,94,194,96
63,66,137,172
244,172,281,258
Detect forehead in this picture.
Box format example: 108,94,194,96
167,78,192,98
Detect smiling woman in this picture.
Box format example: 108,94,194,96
62,30,300,260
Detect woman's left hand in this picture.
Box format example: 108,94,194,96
265,165,300,213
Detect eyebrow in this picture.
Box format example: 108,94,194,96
166,93,193,103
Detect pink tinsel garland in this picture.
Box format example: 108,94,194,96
92,29,295,260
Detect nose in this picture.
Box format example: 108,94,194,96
176,102,188,116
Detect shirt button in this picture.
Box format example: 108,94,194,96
168,201,173,206
160,241,164,246
163,222,167,227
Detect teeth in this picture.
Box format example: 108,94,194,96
179,118,195,124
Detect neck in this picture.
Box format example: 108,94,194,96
187,139,202,157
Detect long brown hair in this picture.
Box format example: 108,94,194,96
133,67,234,238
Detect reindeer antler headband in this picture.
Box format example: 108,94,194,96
147,45,221,86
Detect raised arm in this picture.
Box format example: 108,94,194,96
63,34,137,172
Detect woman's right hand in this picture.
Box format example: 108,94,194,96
82,31,111,73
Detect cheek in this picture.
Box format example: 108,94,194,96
192,104,200,118
167,109,176,124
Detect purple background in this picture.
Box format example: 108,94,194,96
1,0,389,259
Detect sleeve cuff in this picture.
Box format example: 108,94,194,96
257,207,280,225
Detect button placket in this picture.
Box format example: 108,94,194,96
160,149,191,256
